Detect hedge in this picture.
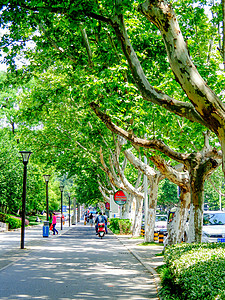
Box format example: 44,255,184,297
108,218,132,234
0,212,25,229
159,243,225,300
6,216,21,229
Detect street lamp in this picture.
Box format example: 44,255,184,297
59,185,64,230
68,192,71,227
19,151,32,249
43,175,51,221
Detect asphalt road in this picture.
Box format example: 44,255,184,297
0,224,159,300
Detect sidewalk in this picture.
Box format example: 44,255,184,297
0,223,164,299
0,221,71,271
116,235,165,297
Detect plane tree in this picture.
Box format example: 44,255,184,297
1,0,224,241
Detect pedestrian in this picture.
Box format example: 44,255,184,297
103,213,108,234
95,212,99,233
89,213,94,227
52,212,58,235
84,212,87,225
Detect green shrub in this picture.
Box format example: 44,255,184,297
159,243,225,300
6,216,21,229
0,213,23,229
109,218,131,234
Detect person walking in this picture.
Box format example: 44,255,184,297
103,213,108,234
89,213,94,227
52,212,58,235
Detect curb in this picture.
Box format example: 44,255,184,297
129,248,162,300
114,233,162,300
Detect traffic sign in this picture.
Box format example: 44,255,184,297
114,190,127,206
105,202,110,210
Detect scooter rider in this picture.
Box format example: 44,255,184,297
95,212,106,234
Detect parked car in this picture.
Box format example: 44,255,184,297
202,211,225,243
154,214,167,233
167,208,225,243
142,214,167,233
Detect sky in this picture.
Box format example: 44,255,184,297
0,27,8,72
0,61,7,72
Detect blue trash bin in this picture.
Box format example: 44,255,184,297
43,221,49,237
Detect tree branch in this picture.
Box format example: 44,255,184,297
90,102,188,163
108,9,209,128
138,0,225,135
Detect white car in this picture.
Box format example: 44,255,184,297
154,215,167,233
202,211,225,243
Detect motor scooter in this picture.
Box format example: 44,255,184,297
97,222,106,239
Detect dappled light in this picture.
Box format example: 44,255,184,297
0,224,159,299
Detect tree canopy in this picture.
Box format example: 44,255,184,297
0,0,224,218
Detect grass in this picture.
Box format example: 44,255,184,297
27,215,46,226
130,236,144,239
138,241,165,246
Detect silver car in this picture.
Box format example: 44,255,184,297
202,211,225,243
154,214,167,233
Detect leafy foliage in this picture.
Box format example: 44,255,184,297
6,216,22,229
0,0,224,214
159,243,225,299
157,179,179,208
108,218,132,234
0,212,22,229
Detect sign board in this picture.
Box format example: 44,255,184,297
105,202,110,210
62,205,67,212
114,190,127,206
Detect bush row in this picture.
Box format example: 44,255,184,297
0,212,25,229
108,218,131,234
159,243,225,300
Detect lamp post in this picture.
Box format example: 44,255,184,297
19,151,32,249
43,175,51,221
68,192,71,227
59,185,64,230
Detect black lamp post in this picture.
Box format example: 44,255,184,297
43,175,51,221
68,192,71,227
19,151,32,249
59,185,64,230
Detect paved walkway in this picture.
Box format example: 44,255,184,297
0,222,164,299
0,222,71,271
116,235,164,295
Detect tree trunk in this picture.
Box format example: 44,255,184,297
222,0,225,70
130,196,136,228
188,203,203,243
188,177,205,243
166,188,190,245
121,194,130,219
77,204,81,222
145,177,159,242
187,154,220,242
177,190,190,242
145,208,156,242
72,198,76,225
132,196,143,237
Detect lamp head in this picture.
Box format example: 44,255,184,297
43,175,51,182
19,151,32,164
